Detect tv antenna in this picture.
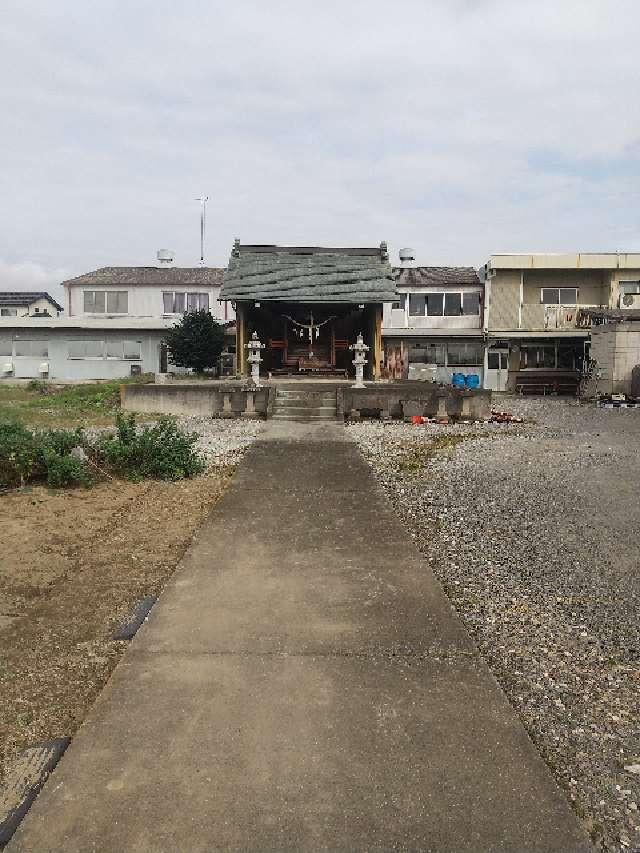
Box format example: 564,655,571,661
196,194,209,265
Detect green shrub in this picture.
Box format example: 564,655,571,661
0,422,40,487
94,413,205,481
41,448,93,488
0,422,92,489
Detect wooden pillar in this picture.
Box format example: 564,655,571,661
371,304,383,379
235,303,247,376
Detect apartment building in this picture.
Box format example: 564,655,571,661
382,265,484,384
481,253,640,392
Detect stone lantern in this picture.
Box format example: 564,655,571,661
246,331,265,387
349,333,369,389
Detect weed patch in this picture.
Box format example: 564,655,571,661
398,433,478,473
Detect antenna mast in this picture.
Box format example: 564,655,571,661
196,194,209,265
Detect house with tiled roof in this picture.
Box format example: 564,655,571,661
382,258,484,384
1,256,233,381
0,291,63,317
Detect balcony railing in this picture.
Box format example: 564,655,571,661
519,304,603,331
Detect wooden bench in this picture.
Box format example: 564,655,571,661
515,371,580,396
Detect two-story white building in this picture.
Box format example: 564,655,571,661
382,263,484,385
0,261,232,380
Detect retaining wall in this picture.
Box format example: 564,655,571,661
121,380,491,421
121,383,270,418
340,382,491,420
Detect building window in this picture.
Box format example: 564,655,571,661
123,340,141,360
541,288,578,305
487,351,509,370
426,293,444,316
619,281,640,295
446,342,483,366
409,342,445,364
520,345,557,369
409,294,425,316
104,340,142,360
1,308,18,316
462,292,480,315
408,291,481,317
163,292,209,313
15,339,48,358
444,293,462,316
68,340,104,359
84,290,128,314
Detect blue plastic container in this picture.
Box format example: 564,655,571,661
465,374,480,389
451,372,466,387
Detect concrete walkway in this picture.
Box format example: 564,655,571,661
8,422,592,852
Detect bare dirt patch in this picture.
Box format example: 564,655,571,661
0,470,231,779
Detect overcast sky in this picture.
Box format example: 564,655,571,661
2,0,640,303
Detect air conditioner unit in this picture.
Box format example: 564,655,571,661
620,293,640,308
38,362,49,379
130,364,142,376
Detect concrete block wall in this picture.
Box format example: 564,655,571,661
121,383,269,418
340,382,491,420
591,322,640,394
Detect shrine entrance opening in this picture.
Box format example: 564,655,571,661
244,303,368,376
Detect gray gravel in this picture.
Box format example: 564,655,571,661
177,416,264,468
348,397,640,853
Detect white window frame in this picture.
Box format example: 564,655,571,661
540,287,578,306
408,290,481,318
68,340,105,360
163,291,210,314
83,290,128,314
14,339,49,358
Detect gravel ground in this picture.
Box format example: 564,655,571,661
348,397,640,853
177,417,264,467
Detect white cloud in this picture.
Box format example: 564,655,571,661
1,0,640,271
0,260,69,306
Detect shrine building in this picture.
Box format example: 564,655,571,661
219,240,396,379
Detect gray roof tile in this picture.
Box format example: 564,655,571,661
0,291,63,311
62,267,224,287
394,267,480,287
221,242,396,303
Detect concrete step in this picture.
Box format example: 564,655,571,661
270,414,341,422
273,398,336,409
275,392,337,402
272,406,337,418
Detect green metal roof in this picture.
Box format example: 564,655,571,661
220,241,397,303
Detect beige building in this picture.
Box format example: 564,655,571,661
589,316,640,395
481,253,640,392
